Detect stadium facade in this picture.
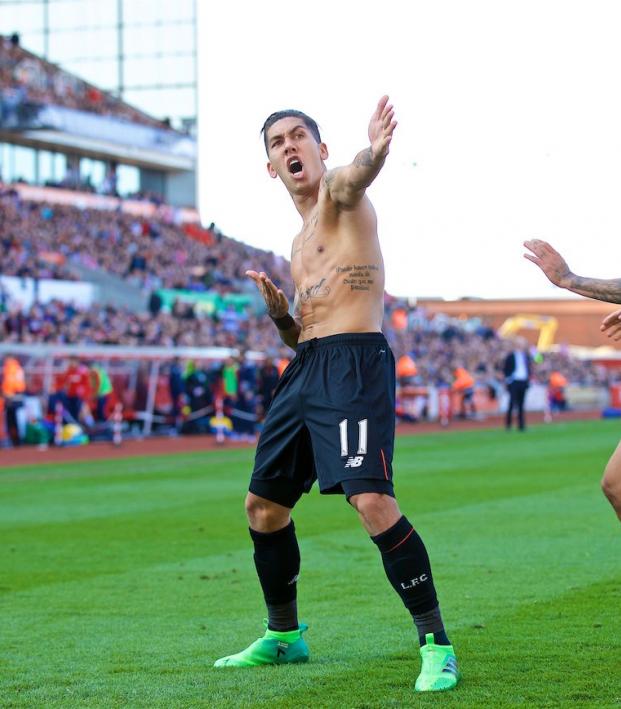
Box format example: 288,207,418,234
419,297,617,350
0,0,197,207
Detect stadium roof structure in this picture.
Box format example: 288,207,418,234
0,36,196,171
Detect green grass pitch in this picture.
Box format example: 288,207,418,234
1,419,621,708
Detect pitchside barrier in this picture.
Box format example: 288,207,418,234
0,343,613,448
397,382,609,424
0,343,258,443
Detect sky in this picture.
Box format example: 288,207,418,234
198,0,621,301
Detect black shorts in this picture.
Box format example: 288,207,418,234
249,333,396,508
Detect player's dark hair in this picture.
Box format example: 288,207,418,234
261,110,321,152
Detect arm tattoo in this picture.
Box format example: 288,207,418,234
353,147,374,168
291,214,318,258
303,214,319,243
568,275,621,304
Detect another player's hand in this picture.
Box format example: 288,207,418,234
368,95,397,161
523,239,572,288
246,270,289,318
601,309,621,341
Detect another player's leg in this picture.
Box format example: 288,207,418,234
349,492,460,692
213,493,309,667
601,440,621,522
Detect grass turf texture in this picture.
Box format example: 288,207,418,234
1,420,620,708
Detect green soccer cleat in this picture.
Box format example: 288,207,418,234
213,622,309,668
414,633,461,692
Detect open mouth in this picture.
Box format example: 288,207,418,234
288,158,303,175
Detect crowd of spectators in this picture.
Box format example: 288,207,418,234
0,292,609,392
0,298,614,447
0,183,611,430
386,302,609,390
0,187,293,292
0,299,284,353
0,34,169,129
1,34,613,446
3,307,611,447
0,182,608,386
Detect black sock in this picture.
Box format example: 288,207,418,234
371,515,450,646
413,607,450,646
250,520,300,631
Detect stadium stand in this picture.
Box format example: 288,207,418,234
0,34,169,129
0,35,614,448
0,293,611,438
0,186,292,294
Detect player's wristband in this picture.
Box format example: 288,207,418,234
270,313,295,330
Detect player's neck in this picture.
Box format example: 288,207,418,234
290,190,318,223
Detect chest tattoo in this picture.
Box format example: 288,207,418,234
291,214,319,258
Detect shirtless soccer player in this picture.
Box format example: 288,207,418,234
525,238,621,522
214,97,460,692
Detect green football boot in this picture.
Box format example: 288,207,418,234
214,622,309,668
414,633,461,692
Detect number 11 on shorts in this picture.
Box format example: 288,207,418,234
339,418,368,457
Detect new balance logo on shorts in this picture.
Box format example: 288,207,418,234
344,456,364,468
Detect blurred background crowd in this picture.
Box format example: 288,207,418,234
0,184,613,448
0,21,617,449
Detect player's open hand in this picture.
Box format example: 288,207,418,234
601,309,621,341
246,270,289,318
368,95,397,161
523,239,572,288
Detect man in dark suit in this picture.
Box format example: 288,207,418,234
503,340,532,431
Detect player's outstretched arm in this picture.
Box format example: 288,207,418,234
524,239,621,304
601,309,621,341
246,270,301,349
324,95,397,209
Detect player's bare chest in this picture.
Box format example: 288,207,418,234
291,213,332,273
290,212,324,261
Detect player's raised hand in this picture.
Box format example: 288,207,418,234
523,239,572,288
601,309,621,341
368,95,397,161
246,270,289,318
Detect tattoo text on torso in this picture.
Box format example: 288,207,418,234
336,264,379,292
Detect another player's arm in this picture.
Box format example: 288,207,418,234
323,95,397,209
561,275,621,303
524,239,621,304
246,270,301,350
